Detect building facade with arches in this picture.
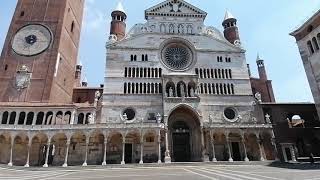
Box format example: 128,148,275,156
0,0,278,167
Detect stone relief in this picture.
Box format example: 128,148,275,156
14,65,31,91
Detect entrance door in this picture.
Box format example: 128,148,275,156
285,147,292,161
232,142,241,161
125,144,133,163
172,132,190,162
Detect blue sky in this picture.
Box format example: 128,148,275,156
0,0,319,103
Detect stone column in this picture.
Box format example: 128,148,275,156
14,111,20,125
7,111,11,125
139,137,144,164
62,138,71,167
241,135,249,162
226,136,233,162
102,140,108,166
70,111,76,125
164,129,171,163
0,112,2,124
121,136,125,165
43,138,51,167
210,131,217,162
32,112,37,125
24,138,32,167
157,130,162,164
201,128,209,162
8,136,14,166
82,136,89,166
42,113,46,125
256,136,265,161
290,146,297,162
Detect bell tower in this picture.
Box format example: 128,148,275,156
109,2,127,41
222,10,241,46
0,0,85,103
256,54,268,80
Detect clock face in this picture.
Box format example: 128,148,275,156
12,24,52,57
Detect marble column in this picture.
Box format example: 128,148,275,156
164,129,171,163
102,140,108,166
201,128,209,162
210,131,217,162
70,111,76,125
24,138,31,167
157,131,162,164
241,135,249,162
257,136,265,161
139,137,144,164
226,137,233,162
82,137,89,166
32,112,37,125
43,138,51,167
8,137,14,166
271,138,279,161
62,139,70,167
290,146,297,162
14,111,20,125
121,137,125,165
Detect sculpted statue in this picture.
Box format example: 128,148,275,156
123,113,128,121
169,87,174,97
265,114,271,124
190,87,195,97
255,92,262,103
88,114,95,124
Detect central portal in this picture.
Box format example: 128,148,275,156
168,106,202,162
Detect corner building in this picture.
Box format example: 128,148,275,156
103,0,276,163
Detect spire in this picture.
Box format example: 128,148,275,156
256,53,263,62
224,10,235,21
115,1,125,13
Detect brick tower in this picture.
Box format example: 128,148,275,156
0,0,84,103
222,10,241,46
109,2,127,41
257,54,268,80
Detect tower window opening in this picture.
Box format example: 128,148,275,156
4,64,8,71
312,37,319,50
20,11,25,17
71,21,75,33
307,41,315,54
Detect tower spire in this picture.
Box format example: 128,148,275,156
224,10,235,21
115,1,125,13
109,1,127,41
222,9,241,46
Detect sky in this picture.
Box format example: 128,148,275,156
0,0,319,103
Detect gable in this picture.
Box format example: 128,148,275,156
145,0,207,20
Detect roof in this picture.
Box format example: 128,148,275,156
290,9,320,36
224,10,235,21
114,1,125,13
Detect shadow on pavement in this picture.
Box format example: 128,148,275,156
267,161,320,170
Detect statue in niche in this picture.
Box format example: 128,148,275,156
181,86,185,97
123,113,128,121
255,92,262,103
88,114,95,124
265,114,271,124
169,87,174,97
190,87,195,97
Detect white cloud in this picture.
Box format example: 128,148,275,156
82,0,105,32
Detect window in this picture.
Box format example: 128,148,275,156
146,137,154,143
308,25,313,33
224,108,237,121
307,41,315,54
312,37,319,50
123,108,135,121
71,21,75,33
4,64,8,71
20,11,25,17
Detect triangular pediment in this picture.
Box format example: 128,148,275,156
145,0,207,19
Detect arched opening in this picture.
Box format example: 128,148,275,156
51,133,67,166
26,112,34,125
9,112,16,125
18,112,26,125
69,132,86,166
45,112,53,125
77,113,84,124
166,82,175,97
12,134,29,166
0,134,11,164
88,131,104,165
1,111,9,124
177,81,187,97
30,133,48,166
64,111,72,124
55,111,63,125
108,133,123,164
168,106,201,162
36,112,45,125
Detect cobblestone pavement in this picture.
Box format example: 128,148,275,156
0,163,319,180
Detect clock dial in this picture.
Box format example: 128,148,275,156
12,24,52,57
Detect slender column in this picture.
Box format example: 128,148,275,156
241,135,249,162
23,112,28,125
226,136,233,162
8,136,14,166
139,137,144,164
43,138,51,167
210,131,217,162
157,130,161,164
82,136,89,166
14,111,20,125
7,111,11,125
24,138,31,167
70,111,76,124
121,136,125,165
102,140,107,165
0,112,2,124
201,128,209,162
271,138,279,161
257,136,265,161
42,113,46,125
32,112,37,125
290,146,297,162
164,129,171,163
62,138,71,167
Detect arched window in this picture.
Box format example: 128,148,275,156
124,83,127,94
136,83,139,94
17,112,26,125
151,68,155,78
220,84,223,95
145,54,148,61
78,113,84,124
1,111,9,124
212,84,216,94
195,68,199,76
45,112,53,125
9,112,16,124
85,113,91,124
221,69,225,79
200,69,203,79
142,54,145,61
312,37,319,50
208,83,212,94
216,84,220,95
200,84,204,94
140,68,143,78
36,112,44,125
307,41,315,54
128,68,132,78
136,67,139,77
155,83,159,94
140,83,143,94
151,83,155,94
132,83,135,94
155,68,158,78
211,69,214,79
26,112,34,125
144,83,147,94
64,111,72,124
134,55,137,61
187,25,193,34
148,68,151,78
147,83,151,94
231,84,235,94
125,67,128,77
131,55,134,61
128,83,131,94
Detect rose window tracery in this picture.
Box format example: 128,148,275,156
161,42,193,71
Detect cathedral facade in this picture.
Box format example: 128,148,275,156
0,0,276,167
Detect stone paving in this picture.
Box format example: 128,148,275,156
0,163,319,180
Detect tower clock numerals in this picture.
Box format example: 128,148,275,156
12,24,52,57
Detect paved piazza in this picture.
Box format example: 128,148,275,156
0,164,319,180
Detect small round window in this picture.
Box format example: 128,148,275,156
123,108,136,121
224,108,237,121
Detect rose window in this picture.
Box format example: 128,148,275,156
162,42,193,70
